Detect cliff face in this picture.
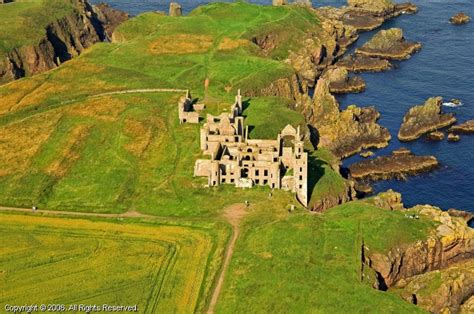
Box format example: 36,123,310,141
363,204,474,289
0,0,127,84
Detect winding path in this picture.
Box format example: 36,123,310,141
207,203,247,313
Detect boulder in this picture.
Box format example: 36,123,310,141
356,28,422,60
398,97,457,142
450,12,471,25
360,150,374,158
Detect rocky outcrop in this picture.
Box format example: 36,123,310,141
450,120,474,134
243,73,303,101
448,133,461,142
349,148,439,181
366,189,404,210
450,13,471,25
322,66,366,94
393,261,474,313
94,3,129,39
335,54,392,73
461,296,474,313
0,0,127,83
310,179,356,212
356,28,421,60
363,203,474,289
317,1,417,32
398,97,457,141
426,131,444,141
306,77,391,158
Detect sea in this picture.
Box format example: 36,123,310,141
90,0,474,214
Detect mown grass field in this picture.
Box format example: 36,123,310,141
217,201,436,312
0,213,227,313
0,0,74,57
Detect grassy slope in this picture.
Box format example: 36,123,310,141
0,0,74,57
0,212,227,313
217,202,435,312
0,2,317,215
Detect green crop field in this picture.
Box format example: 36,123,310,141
0,213,225,313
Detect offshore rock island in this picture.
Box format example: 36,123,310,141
0,0,472,313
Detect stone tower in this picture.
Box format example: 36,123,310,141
272,0,288,6
169,2,182,16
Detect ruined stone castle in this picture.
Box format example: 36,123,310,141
180,90,308,207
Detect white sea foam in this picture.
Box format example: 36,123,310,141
442,102,463,108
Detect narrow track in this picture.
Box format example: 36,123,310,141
0,206,153,219
207,204,246,313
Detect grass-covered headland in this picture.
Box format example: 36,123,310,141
0,1,446,312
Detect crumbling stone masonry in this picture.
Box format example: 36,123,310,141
178,90,205,124
183,90,308,206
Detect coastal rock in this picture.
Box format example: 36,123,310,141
306,77,391,158
426,130,444,141
394,261,474,313
356,28,422,60
461,296,474,314
323,67,366,94
310,179,357,212
347,0,395,16
349,149,439,181
368,189,404,210
169,2,182,16
94,3,129,39
448,208,474,224
335,54,392,73
450,12,471,25
354,181,373,196
360,150,374,158
317,6,384,31
448,133,461,142
398,97,457,142
450,120,474,134
363,204,474,289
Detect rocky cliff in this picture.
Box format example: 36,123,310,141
0,0,127,84
362,198,473,291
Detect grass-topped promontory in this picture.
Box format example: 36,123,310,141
0,0,74,57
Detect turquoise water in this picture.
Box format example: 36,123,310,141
92,0,474,213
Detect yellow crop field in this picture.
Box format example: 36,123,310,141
0,213,218,313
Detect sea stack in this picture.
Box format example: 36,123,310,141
169,2,182,16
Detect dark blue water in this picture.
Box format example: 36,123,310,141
92,0,474,212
